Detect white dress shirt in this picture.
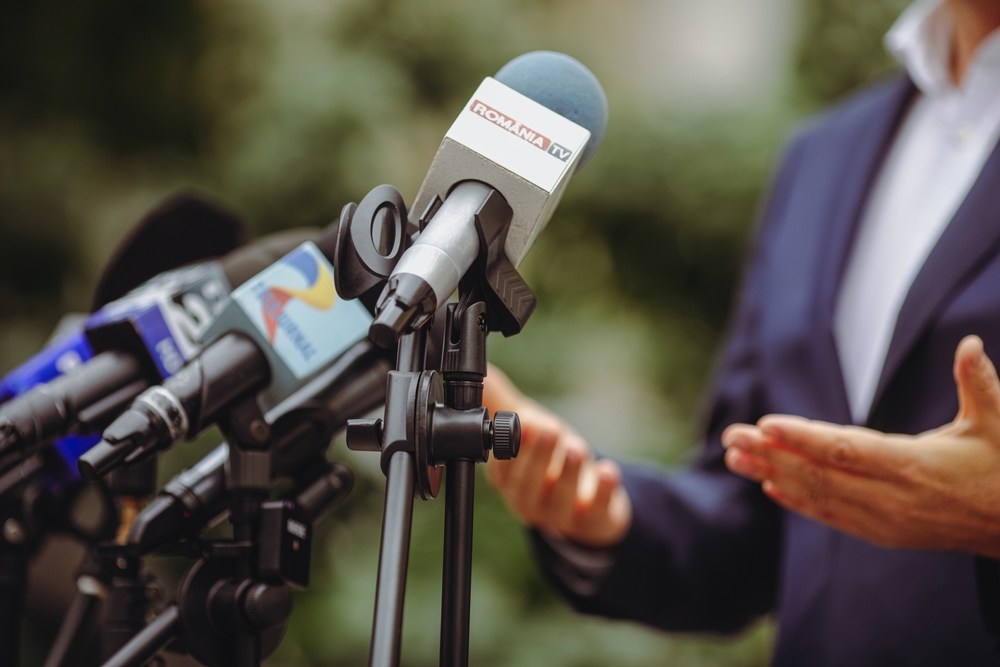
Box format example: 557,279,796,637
834,0,1000,424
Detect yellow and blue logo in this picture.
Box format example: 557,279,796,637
232,241,371,379
259,246,337,345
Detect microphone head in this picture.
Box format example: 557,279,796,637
495,51,608,171
92,194,248,311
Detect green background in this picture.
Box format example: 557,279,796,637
0,0,909,664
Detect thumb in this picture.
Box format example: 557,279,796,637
953,335,1000,426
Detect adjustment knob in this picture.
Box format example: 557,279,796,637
491,411,520,460
243,582,293,631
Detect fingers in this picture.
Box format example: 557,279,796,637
589,460,620,510
541,448,585,521
722,424,774,481
727,420,909,496
579,460,623,526
725,447,773,482
571,460,632,547
478,370,632,547
484,420,630,546
500,428,560,519
759,479,906,549
753,415,911,480
953,335,1000,427
741,442,899,516
724,434,916,549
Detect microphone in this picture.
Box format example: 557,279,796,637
126,334,391,553
0,192,253,410
77,239,383,480
0,229,318,460
91,193,248,310
369,51,607,345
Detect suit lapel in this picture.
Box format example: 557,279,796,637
870,137,1000,416
807,77,915,424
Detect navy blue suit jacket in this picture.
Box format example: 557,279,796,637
536,76,1000,665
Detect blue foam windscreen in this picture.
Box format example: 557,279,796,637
495,51,608,171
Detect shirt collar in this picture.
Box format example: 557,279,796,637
886,0,954,96
886,0,1000,97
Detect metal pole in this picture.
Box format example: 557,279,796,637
0,547,25,667
440,460,475,667
232,489,264,667
44,588,103,667
99,604,180,667
369,330,424,667
369,451,416,667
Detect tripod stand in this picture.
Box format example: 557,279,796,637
338,183,534,667
0,444,117,667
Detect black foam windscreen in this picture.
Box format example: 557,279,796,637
91,193,249,310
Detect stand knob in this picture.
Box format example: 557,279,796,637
243,582,292,631
491,412,520,460
346,419,383,452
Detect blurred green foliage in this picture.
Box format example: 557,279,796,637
2,0,907,665
796,0,911,105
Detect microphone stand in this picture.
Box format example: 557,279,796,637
95,461,354,667
0,492,29,667
43,497,119,667
44,458,160,667
363,329,428,667
343,185,530,667
99,458,159,661
0,446,116,667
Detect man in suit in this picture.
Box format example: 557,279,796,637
483,0,1000,664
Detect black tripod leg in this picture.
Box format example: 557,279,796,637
99,604,180,667
440,460,475,667
101,551,149,661
0,547,27,667
369,451,416,667
44,587,104,667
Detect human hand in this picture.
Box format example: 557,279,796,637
721,335,1000,558
483,365,632,548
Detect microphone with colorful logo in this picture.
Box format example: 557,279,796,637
76,239,378,480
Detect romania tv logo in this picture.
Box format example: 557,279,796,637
258,247,336,346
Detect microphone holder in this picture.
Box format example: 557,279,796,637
342,184,530,667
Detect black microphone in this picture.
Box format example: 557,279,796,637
77,332,271,479
369,51,608,345
77,234,387,479
121,336,391,555
91,193,248,310
0,228,318,459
